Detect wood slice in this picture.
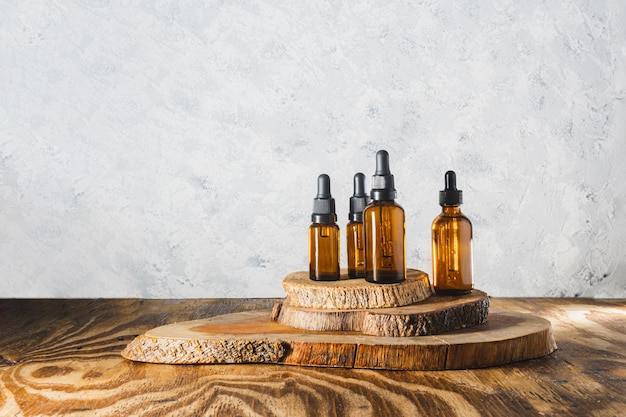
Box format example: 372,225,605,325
121,309,557,370
274,290,489,337
282,269,432,310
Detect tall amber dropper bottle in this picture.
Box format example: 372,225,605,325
347,173,368,278
364,150,406,284
309,174,340,281
432,170,473,294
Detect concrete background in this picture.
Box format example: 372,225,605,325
1,0,625,298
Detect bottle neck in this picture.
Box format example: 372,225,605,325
312,213,337,224
441,205,462,216
372,199,393,205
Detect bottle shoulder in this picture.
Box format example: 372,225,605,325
364,200,404,211
310,222,340,229
432,212,472,225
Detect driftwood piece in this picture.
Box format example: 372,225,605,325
121,309,556,370
282,269,432,310
274,290,489,336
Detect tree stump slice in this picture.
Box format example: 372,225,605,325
274,290,489,336
121,309,557,370
282,269,432,310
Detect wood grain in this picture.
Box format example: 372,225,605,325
282,269,432,309
122,308,554,370
1,298,625,416
274,290,489,336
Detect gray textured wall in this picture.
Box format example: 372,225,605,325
1,1,625,298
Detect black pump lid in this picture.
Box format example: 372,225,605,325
439,170,463,206
349,172,368,222
311,174,337,223
370,150,397,201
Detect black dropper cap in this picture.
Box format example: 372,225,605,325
439,170,463,206
370,150,397,201
349,173,368,222
311,174,337,223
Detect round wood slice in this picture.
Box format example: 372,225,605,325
282,269,432,310
121,309,557,370
274,290,489,336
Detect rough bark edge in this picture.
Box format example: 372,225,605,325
275,293,490,337
362,296,490,336
282,270,432,310
121,336,285,364
275,300,365,332
122,309,556,370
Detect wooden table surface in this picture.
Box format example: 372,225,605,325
0,298,624,416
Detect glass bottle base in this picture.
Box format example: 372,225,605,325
365,272,405,284
309,273,340,281
434,288,472,295
348,269,365,279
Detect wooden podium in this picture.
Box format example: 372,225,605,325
122,270,556,370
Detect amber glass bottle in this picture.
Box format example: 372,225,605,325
432,171,473,294
364,150,406,284
309,174,340,281
347,173,368,278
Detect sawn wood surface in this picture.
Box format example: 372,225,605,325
281,269,432,310
122,307,553,370
274,290,490,336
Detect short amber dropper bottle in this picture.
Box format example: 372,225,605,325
347,173,368,278
432,170,473,294
364,150,406,284
309,174,340,281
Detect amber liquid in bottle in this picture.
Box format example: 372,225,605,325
347,221,365,278
432,206,473,293
309,223,340,281
347,172,368,278
364,200,406,283
309,173,340,281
